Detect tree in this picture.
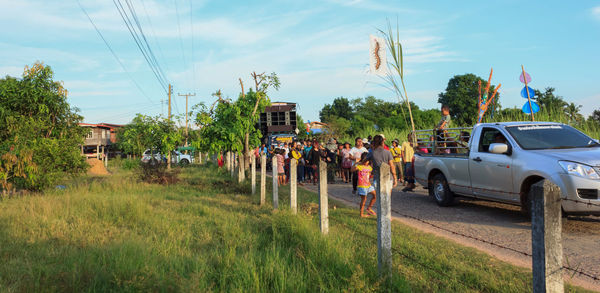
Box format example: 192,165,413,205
319,97,353,121
0,62,87,191
116,114,182,160
535,87,567,114
564,102,583,122
192,89,269,157
589,109,600,124
438,74,501,126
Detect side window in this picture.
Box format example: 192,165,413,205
478,128,500,153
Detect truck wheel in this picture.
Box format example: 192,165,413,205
429,173,454,207
179,159,189,166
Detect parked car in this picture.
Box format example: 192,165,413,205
141,149,194,165
414,122,600,216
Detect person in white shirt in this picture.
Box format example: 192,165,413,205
349,137,368,194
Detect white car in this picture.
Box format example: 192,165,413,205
141,149,193,165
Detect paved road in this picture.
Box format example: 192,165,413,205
297,178,600,290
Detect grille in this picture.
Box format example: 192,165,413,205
577,189,598,200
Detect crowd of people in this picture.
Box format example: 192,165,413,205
238,105,455,218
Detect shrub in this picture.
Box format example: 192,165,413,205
138,160,179,184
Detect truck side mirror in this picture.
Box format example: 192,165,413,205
489,143,509,155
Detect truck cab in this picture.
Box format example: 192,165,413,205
414,122,600,215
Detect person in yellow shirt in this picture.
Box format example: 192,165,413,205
390,139,403,183
401,133,416,192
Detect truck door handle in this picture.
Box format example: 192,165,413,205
473,157,482,162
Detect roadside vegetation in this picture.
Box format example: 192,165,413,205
0,162,590,292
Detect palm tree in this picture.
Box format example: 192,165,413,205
564,102,583,122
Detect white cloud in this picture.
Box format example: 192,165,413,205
592,6,600,20
0,66,24,77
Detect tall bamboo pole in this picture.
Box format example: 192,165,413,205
522,65,535,122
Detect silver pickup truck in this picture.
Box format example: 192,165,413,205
414,122,600,215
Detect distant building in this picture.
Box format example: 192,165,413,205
80,123,123,157
258,102,297,138
306,121,328,134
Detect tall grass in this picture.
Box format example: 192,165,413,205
487,108,600,139
0,166,588,291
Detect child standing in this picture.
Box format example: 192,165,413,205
276,149,286,186
351,153,376,218
435,105,451,153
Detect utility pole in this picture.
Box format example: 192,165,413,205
178,92,196,147
167,84,172,170
168,85,172,119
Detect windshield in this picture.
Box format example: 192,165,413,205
505,124,598,150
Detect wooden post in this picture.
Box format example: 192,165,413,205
290,158,297,214
377,163,392,282
272,155,278,209
251,153,256,194
96,145,100,159
531,180,563,293
319,160,329,234
198,152,202,165
260,155,266,205
80,145,84,155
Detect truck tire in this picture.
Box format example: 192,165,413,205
429,173,454,207
179,159,189,166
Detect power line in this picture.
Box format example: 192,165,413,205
138,0,169,73
173,0,188,89
123,0,169,86
189,0,196,91
113,0,169,93
75,0,155,104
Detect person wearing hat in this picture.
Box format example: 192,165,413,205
390,139,403,183
380,133,390,150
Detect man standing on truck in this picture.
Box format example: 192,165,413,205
349,137,368,194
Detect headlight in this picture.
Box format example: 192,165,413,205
559,161,600,180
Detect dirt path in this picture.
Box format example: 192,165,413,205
296,178,600,291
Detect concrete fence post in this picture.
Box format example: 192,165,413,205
226,152,230,171
251,154,256,195
260,155,266,205
377,163,392,282
531,180,563,293
237,153,245,183
198,152,202,165
230,153,235,178
319,160,329,235
272,155,279,209
103,146,107,168
290,158,297,214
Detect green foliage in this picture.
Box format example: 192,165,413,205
117,114,182,156
296,113,308,140
437,73,501,126
317,96,439,140
192,89,270,153
0,62,87,191
319,97,353,121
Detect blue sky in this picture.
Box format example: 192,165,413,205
1,0,599,125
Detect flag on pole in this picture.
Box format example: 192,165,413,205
369,35,387,75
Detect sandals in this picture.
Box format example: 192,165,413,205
367,208,376,216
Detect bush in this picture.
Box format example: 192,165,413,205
139,160,179,184
0,62,87,191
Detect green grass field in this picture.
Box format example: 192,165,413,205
0,163,590,292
